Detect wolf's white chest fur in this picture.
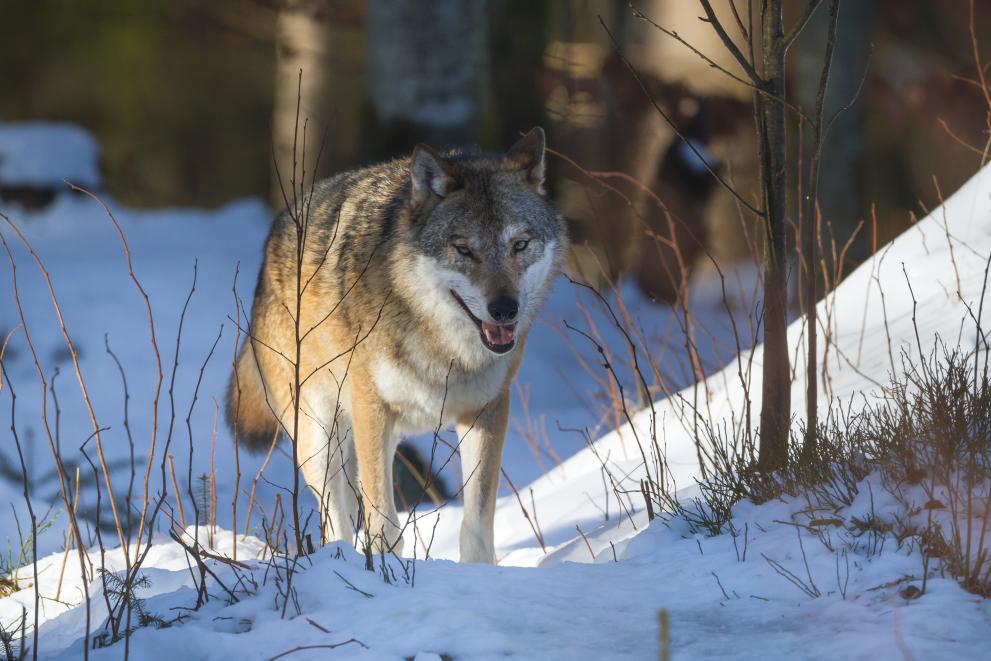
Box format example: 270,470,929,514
371,356,509,433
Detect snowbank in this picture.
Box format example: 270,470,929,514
0,122,102,190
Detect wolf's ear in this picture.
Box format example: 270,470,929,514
410,144,456,206
506,127,546,191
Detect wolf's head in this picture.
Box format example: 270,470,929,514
395,128,567,365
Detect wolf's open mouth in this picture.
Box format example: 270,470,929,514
450,290,516,354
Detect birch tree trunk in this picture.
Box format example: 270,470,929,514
272,0,333,207
366,0,487,151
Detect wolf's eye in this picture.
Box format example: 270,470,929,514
513,239,530,253
455,244,474,258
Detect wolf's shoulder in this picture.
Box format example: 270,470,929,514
268,156,410,245
312,156,411,207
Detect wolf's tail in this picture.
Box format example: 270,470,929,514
226,341,281,455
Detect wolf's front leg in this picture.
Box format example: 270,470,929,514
296,411,360,547
351,375,404,556
457,391,509,563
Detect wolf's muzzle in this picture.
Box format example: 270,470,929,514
450,290,517,354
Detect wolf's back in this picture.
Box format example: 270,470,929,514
224,158,410,454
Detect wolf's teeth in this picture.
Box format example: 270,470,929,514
481,323,514,346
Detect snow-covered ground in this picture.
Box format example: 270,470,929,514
1,125,990,659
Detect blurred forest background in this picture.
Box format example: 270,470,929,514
3,0,990,300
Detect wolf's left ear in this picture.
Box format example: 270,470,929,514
410,144,456,207
506,127,546,192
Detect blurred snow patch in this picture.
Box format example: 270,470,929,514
0,121,102,190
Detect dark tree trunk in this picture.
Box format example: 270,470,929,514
798,0,844,460
756,0,791,470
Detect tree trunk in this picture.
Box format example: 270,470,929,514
366,0,487,154
797,0,844,460
756,0,791,470
271,0,334,208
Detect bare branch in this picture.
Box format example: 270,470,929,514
630,4,813,124
784,0,826,52
728,0,750,41
630,4,750,88
802,0,842,457
698,0,762,83
821,41,873,143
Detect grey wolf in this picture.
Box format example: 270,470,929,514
227,128,566,563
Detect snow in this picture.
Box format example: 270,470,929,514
1,124,990,658
6,476,990,660
0,122,102,190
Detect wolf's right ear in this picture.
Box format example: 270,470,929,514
410,144,456,207
506,127,546,192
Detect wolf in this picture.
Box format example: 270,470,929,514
227,128,566,563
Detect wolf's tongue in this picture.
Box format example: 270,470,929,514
481,322,515,346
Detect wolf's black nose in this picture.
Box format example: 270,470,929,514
488,296,519,323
